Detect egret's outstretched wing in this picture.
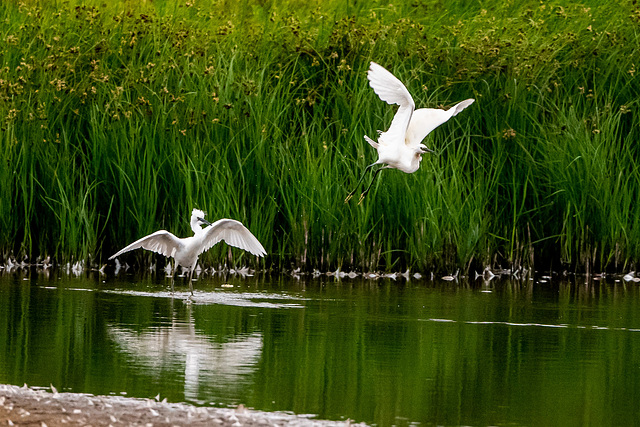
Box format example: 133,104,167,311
367,62,414,107
199,219,266,257
405,99,475,147
109,231,183,260
367,62,415,147
450,98,475,117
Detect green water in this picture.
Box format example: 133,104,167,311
1,273,639,426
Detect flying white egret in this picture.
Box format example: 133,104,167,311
345,62,475,203
109,209,266,294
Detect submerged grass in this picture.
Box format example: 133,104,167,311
1,0,639,273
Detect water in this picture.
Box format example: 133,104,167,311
1,272,640,426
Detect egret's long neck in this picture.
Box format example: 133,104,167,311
190,217,204,235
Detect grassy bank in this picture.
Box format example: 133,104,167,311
1,0,639,273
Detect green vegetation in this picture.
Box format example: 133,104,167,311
1,0,639,273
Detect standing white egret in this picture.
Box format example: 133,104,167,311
345,62,475,203
109,209,266,294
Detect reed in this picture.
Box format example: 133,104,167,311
1,0,639,273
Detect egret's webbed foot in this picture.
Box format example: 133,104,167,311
344,191,356,204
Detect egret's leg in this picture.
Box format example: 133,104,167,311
188,267,194,295
358,166,384,204
345,163,377,203
169,260,176,293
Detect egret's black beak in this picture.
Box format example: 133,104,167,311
419,144,435,154
198,217,212,226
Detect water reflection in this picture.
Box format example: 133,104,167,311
1,273,640,426
107,304,262,402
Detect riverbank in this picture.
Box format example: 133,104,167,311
0,384,360,426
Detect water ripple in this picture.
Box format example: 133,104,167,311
423,318,640,332
101,289,307,308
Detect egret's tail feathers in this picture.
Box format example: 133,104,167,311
450,98,475,116
364,135,379,148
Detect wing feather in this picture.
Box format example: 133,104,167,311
199,219,266,257
405,99,475,146
109,230,183,260
367,62,415,147
367,62,414,107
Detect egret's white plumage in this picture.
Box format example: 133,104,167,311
109,209,266,294
345,62,475,202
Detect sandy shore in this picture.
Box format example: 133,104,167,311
0,384,361,426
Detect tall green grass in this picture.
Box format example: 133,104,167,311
1,0,639,273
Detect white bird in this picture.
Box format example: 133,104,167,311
345,61,475,203
109,209,266,294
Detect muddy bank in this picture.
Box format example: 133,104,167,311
0,384,361,426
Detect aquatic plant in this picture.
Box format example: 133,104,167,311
0,0,639,273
